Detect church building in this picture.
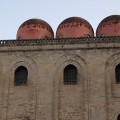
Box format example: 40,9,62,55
0,15,120,120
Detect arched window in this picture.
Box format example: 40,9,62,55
14,66,28,86
117,114,120,120
115,64,120,83
64,64,77,85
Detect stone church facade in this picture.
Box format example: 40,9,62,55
0,15,120,120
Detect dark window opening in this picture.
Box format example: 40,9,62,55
115,64,120,83
64,64,77,85
117,114,120,120
14,66,28,86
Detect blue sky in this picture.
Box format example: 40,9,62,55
0,0,120,39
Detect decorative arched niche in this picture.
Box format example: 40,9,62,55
105,53,120,98
54,54,87,85
3,56,38,120
53,54,88,120
4,55,37,87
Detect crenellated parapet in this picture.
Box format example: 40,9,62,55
0,36,120,47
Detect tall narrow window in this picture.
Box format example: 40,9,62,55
14,66,28,86
64,64,77,85
115,64,120,83
117,114,120,120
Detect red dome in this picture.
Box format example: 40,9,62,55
56,17,94,38
16,18,54,40
96,15,120,37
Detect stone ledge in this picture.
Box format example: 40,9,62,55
0,36,120,47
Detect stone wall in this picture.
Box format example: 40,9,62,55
0,37,119,120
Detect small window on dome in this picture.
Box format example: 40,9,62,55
100,33,106,37
17,36,22,40
58,35,63,38
33,25,36,27
84,34,91,37
45,35,49,39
